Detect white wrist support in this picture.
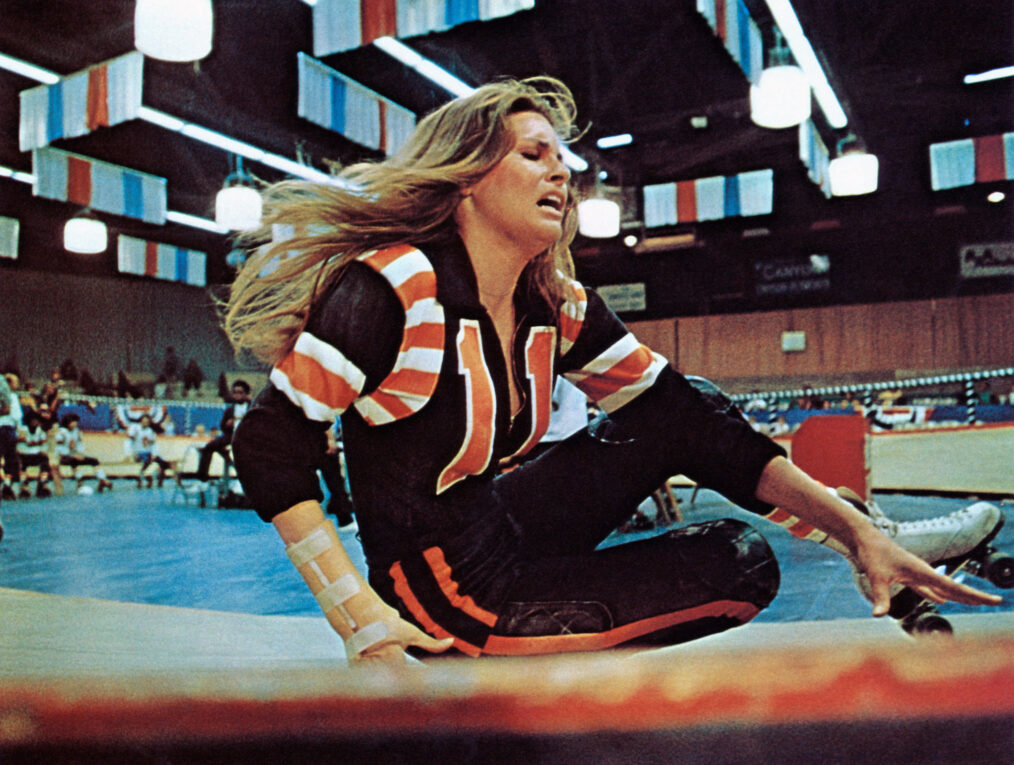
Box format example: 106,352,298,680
283,519,390,657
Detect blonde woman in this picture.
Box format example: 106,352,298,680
227,78,999,665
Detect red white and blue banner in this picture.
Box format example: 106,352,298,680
19,52,144,152
694,0,764,83
117,234,207,287
0,216,18,259
798,118,832,198
929,132,1014,190
313,0,536,56
643,168,773,227
298,53,415,155
32,147,167,225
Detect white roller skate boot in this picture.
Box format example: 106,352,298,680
836,487,1003,601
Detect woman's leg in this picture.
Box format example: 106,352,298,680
484,518,779,654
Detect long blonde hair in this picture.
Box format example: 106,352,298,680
223,76,582,365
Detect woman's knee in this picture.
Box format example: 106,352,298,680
669,518,780,610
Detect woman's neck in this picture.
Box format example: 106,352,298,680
458,227,532,315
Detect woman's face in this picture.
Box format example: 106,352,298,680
457,111,570,257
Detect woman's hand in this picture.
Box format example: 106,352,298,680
352,602,455,665
851,523,1002,617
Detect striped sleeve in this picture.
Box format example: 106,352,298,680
558,283,667,413
269,331,367,422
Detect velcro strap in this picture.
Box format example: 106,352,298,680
314,573,360,613
285,526,332,567
345,621,391,656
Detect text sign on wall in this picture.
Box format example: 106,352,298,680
598,282,647,313
960,242,1014,279
755,255,831,297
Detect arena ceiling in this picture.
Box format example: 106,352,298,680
0,0,1011,289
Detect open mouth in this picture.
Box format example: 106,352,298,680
537,195,565,212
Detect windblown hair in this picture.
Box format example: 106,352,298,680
223,76,582,365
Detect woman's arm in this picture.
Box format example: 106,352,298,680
273,500,453,664
755,456,1002,616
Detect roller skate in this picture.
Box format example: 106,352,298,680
838,488,1011,635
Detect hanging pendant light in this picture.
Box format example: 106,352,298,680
829,134,879,196
215,156,262,231
577,198,621,239
64,211,107,253
750,29,811,129
135,0,214,62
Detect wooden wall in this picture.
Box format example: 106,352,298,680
629,292,1014,386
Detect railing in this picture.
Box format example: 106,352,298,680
730,366,1014,429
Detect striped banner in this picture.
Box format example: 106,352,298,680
117,235,206,287
929,132,1014,190
643,169,774,227
313,0,536,56
19,52,144,151
298,53,415,155
798,119,832,198
32,147,167,225
0,216,19,259
695,0,764,83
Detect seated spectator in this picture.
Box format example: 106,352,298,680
182,359,205,397
59,358,79,382
127,414,172,488
17,411,53,498
56,413,113,492
196,380,251,484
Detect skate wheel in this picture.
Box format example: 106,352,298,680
984,551,1014,589
907,613,953,636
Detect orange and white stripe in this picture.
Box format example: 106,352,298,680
436,320,496,494
557,276,587,356
565,333,667,412
270,332,366,422
353,245,445,426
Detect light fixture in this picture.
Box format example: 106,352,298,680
750,30,811,129
987,190,1006,204
828,134,879,196
134,0,213,63
215,157,262,231
964,65,1014,85
64,211,107,253
763,0,848,129
372,36,588,173
597,134,633,149
577,198,621,239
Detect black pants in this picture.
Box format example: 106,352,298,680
197,434,230,481
384,418,780,657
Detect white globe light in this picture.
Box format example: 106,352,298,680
64,216,108,253
135,0,213,62
577,198,621,238
829,152,879,196
749,65,811,129
215,185,263,231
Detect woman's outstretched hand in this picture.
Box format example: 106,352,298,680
852,525,1002,617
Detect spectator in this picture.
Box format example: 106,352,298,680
17,411,53,497
127,414,172,488
196,379,251,484
0,373,22,502
59,358,79,382
55,413,113,492
182,358,205,397
160,346,182,384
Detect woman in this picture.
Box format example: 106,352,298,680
227,77,998,664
